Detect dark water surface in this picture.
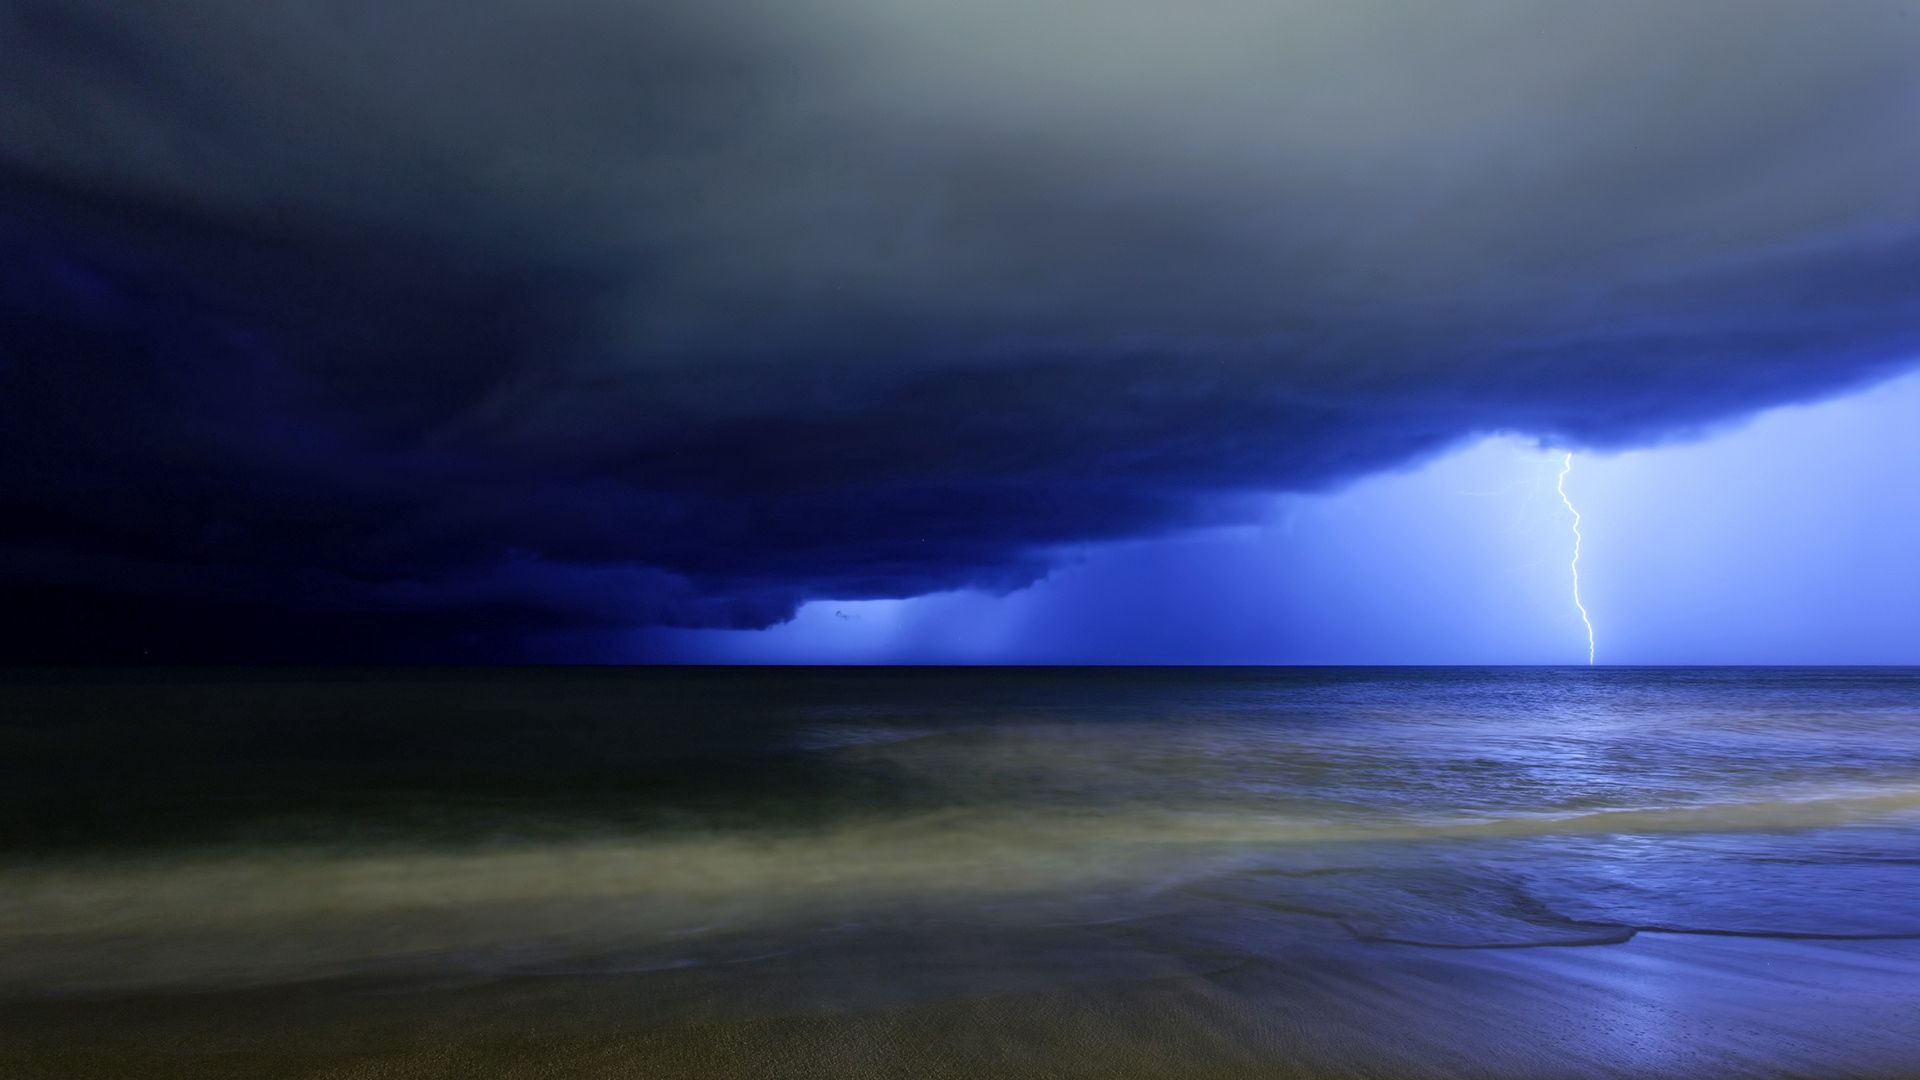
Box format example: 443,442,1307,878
3,667,1919,1077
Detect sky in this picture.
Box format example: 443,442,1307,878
1,0,1917,663
635,369,1920,665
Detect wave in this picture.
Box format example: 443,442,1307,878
2,786,1916,997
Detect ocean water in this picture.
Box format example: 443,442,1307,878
3,667,1919,1077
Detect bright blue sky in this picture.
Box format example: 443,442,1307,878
640,368,1920,665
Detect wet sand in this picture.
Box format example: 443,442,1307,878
6,927,1919,1079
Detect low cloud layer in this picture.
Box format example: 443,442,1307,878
3,0,1918,659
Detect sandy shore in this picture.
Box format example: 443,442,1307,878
5,927,1919,1079
8,668,1920,1078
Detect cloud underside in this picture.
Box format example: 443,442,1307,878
2,0,1918,659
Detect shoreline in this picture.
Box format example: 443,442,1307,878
6,927,1919,1079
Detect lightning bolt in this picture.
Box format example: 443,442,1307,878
1555,453,1596,665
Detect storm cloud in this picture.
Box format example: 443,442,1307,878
3,0,1918,659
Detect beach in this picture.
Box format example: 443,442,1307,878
3,667,1917,1077
7,923,1920,1078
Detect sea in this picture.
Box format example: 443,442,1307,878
2,666,1918,1078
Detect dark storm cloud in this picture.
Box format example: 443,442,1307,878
3,0,1918,659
